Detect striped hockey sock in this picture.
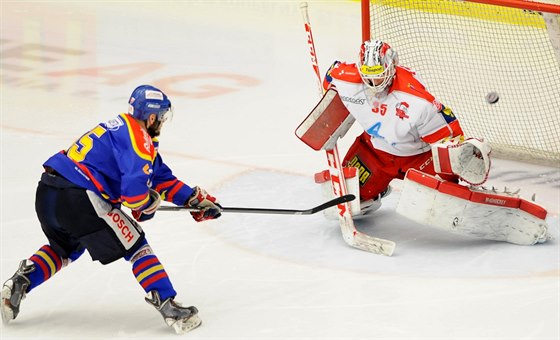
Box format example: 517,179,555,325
132,254,177,301
27,245,63,292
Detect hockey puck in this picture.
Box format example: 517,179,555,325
485,92,499,104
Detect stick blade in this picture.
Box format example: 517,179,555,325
338,216,395,256
351,232,396,256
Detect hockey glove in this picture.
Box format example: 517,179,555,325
132,189,161,222
186,186,222,222
432,137,491,186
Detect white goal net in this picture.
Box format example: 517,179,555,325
364,0,560,166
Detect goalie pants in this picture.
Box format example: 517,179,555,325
343,132,458,201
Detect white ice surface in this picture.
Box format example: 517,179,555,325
1,2,559,339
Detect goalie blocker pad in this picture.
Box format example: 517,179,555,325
395,169,549,245
295,88,355,151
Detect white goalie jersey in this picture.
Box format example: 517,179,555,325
323,62,464,157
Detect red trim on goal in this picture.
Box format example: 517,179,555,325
466,0,560,14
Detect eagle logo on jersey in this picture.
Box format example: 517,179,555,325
395,102,410,120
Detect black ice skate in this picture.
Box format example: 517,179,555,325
145,290,201,334
1,259,34,324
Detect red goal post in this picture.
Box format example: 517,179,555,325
361,0,560,166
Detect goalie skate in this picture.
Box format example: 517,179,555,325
145,291,201,334
1,259,34,324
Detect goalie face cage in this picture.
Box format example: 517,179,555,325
362,0,560,167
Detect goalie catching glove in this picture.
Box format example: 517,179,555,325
186,186,222,222
432,136,491,186
132,188,161,222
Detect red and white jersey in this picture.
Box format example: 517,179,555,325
323,62,463,156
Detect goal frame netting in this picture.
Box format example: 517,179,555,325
361,0,560,166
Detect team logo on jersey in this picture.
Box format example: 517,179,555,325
346,156,371,186
105,117,124,131
366,122,387,142
395,102,410,120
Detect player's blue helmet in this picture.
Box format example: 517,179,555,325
128,85,172,122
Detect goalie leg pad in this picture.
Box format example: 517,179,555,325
395,169,549,245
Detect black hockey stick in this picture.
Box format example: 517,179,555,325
158,194,355,215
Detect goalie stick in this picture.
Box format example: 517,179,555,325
298,2,395,256
158,194,355,215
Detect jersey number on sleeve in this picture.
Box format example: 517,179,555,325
67,125,107,162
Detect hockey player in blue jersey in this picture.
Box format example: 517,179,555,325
1,85,221,334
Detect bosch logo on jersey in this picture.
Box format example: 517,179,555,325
107,211,136,243
340,96,365,105
347,156,371,186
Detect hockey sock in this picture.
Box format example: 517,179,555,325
27,245,64,292
129,244,177,301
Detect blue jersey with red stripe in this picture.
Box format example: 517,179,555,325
43,113,194,211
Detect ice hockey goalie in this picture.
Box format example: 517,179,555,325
297,88,550,246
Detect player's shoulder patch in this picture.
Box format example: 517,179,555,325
327,61,362,84
103,116,124,131
120,113,155,162
390,66,435,103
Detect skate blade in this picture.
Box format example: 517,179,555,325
171,315,202,334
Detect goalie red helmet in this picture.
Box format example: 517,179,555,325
128,85,172,122
358,39,398,93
